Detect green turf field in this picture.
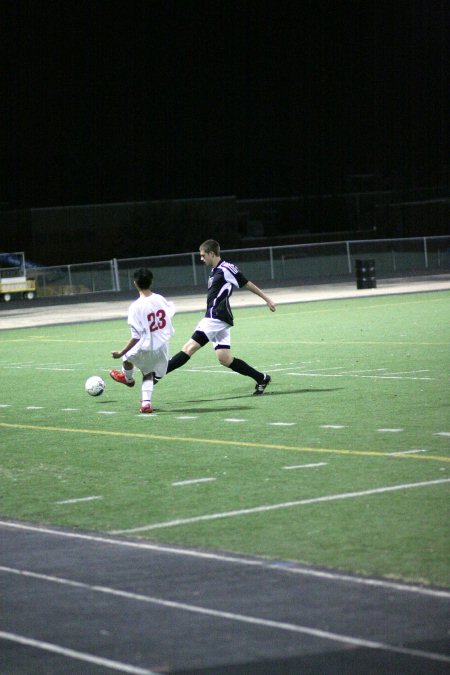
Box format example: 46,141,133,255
1,290,449,586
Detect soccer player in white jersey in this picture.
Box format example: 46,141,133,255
110,268,175,413
165,239,276,395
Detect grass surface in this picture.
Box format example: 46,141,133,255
1,290,449,586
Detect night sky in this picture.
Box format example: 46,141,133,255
2,0,449,209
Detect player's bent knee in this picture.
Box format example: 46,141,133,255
216,348,233,366
182,339,202,356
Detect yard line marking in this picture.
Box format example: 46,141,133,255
435,432,450,437
111,478,450,534
1,523,448,599
224,418,246,423
176,416,198,419
381,369,431,376
0,404,11,408
56,496,103,505
321,425,346,429
387,450,427,456
262,366,307,373
269,422,296,426
36,367,75,371
172,478,216,486
283,463,328,470
339,368,387,373
0,361,35,365
289,373,434,381
61,408,80,411
97,411,117,415
0,630,157,674
305,366,346,371
186,368,235,375
1,423,449,463
378,428,404,433
1,568,449,665
26,406,44,410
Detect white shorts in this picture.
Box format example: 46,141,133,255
195,318,231,349
124,343,169,377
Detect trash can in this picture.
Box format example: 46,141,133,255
355,259,376,289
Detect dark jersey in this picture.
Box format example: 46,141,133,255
204,259,248,325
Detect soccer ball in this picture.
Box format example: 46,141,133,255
85,376,105,397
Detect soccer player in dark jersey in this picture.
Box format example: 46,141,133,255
165,239,276,394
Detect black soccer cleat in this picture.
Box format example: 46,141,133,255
254,374,271,395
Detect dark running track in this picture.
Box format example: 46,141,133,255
1,521,449,674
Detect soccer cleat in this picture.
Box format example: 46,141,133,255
109,370,135,387
140,402,153,414
254,373,271,395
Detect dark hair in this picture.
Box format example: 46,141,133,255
133,268,153,290
199,239,220,256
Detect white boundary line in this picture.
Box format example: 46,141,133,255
0,630,157,674
1,567,449,665
1,520,449,599
111,478,450,534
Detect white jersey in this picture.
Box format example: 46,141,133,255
127,292,175,353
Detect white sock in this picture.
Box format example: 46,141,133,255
123,367,134,383
141,379,154,404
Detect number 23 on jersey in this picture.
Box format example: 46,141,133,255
147,310,166,332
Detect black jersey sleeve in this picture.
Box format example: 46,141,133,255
220,261,248,288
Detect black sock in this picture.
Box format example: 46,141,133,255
166,351,190,374
228,357,263,383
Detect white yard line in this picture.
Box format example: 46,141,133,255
56,496,103,505
288,372,433,381
172,478,216,487
269,422,296,426
111,478,450,534
186,368,236,375
36,367,76,371
1,568,449,665
283,463,328,470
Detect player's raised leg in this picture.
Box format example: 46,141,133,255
166,335,205,374
110,359,135,387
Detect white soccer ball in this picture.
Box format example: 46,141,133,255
85,376,105,397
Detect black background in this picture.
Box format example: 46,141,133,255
2,0,448,210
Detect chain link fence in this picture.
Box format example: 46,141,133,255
11,236,450,298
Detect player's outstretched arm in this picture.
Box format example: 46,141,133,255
111,337,140,359
244,281,276,312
